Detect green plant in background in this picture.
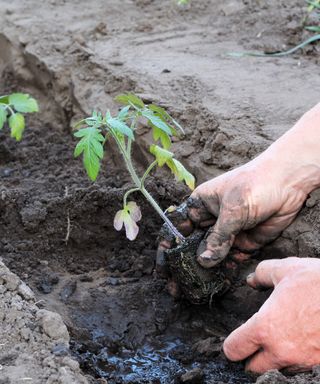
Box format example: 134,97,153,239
305,0,320,32
74,93,195,241
177,0,190,4
0,93,39,141
230,0,320,57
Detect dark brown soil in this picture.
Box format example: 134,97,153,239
0,1,320,383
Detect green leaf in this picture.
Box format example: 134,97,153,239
0,95,9,104
118,105,131,120
306,0,320,10
74,127,105,181
149,144,174,167
115,93,145,109
106,116,134,140
305,26,320,32
167,158,195,190
149,104,184,135
9,93,39,113
142,110,172,135
149,104,172,121
0,107,7,130
9,113,25,141
152,126,171,149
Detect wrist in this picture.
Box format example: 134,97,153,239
255,103,320,195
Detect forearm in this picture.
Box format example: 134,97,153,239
256,103,320,195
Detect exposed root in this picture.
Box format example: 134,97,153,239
64,186,71,244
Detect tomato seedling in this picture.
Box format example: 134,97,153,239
74,93,195,241
0,93,39,141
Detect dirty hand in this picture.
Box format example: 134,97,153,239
223,257,320,373
159,103,320,269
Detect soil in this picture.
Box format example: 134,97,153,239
0,0,320,383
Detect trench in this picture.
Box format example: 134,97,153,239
0,30,319,384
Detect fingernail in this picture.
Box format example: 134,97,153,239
201,250,220,261
246,273,255,285
197,251,220,268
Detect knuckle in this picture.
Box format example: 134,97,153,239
252,315,269,345
223,337,238,361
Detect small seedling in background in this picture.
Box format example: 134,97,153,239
305,0,320,32
74,93,195,241
229,0,320,57
0,93,39,141
177,0,190,5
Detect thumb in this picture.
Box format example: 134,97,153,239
197,205,244,268
247,257,303,289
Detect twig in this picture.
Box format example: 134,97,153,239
64,186,71,244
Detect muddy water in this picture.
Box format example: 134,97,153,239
72,334,251,384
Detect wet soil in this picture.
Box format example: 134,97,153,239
0,0,320,383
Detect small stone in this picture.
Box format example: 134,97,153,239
52,344,69,356
3,273,20,291
60,280,77,302
94,22,108,35
39,260,49,266
18,282,35,301
20,327,32,341
73,33,86,46
313,365,320,377
192,337,221,357
36,272,59,294
105,277,119,286
62,356,80,371
109,60,124,66
1,168,14,178
43,356,56,368
0,285,7,294
180,368,204,384
37,309,70,342
255,370,288,384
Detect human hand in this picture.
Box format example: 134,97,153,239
223,257,320,373
158,158,309,272
158,103,320,270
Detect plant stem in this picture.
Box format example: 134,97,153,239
0,103,14,115
123,187,140,206
5,104,14,115
141,160,157,187
111,130,185,242
141,187,185,241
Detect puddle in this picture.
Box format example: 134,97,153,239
72,335,251,384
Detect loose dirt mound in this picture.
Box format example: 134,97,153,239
0,261,89,383
0,1,320,383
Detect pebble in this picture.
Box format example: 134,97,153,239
192,337,221,357
180,368,204,384
37,309,70,342
62,356,80,371
59,280,77,302
3,273,20,291
18,282,35,301
256,370,288,384
313,365,320,377
52,343,69,356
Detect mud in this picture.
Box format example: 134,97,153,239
0,0,320,383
